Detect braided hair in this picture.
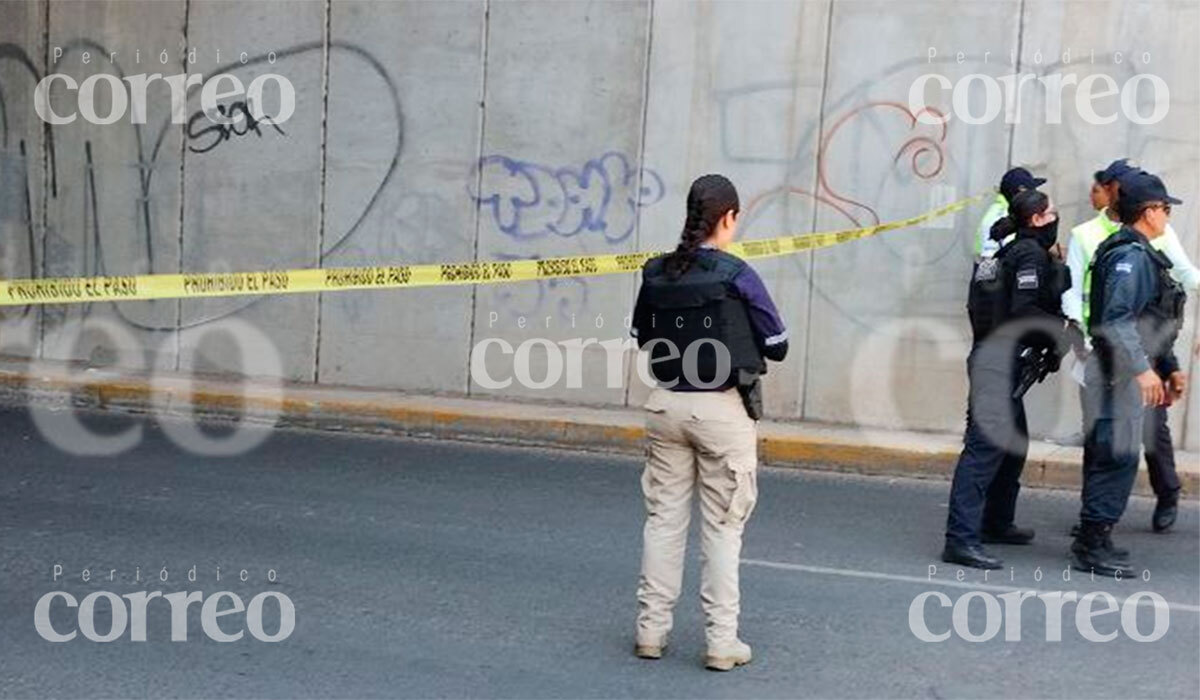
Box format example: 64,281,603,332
665,174,740,277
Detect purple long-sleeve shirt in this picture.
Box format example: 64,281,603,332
728,261,789,360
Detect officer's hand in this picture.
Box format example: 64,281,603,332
1064,321,1087,360
1135,369,1166,407
1168,371,1187,400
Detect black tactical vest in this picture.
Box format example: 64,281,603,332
636,249,764,387
1090,231,1186,376
967,254,1009,342
967,236,1071,344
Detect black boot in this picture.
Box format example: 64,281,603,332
942,542,1002,570
1103,527,1130,560
981,524,1035,545
1153,491,1179,532
1070,522,1129,558
1071,521,1133,578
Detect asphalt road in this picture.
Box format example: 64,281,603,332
0,405,1197,699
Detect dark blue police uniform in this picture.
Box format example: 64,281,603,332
1071,169,1186,577
944,227,1073,568
1080,228,1184,524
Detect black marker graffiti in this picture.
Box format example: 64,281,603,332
186,100,286,154
0,39,404,332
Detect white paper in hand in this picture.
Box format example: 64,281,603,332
1071,357,1087,387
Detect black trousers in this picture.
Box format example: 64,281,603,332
1143,404,1181,498
946,347,1029,547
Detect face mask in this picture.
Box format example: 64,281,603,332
1029,218,1059,249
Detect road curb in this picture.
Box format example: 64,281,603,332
0,362,1193,500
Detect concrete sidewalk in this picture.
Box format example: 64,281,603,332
0,355,1194,498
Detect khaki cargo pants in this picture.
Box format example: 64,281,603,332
635,386,759,650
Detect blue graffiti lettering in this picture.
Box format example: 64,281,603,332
469,151,664,243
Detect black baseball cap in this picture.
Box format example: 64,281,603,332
999,167,1046,202
1116,169,1182,209
1094,158,1136,184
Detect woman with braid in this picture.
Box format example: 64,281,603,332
629,174,788,671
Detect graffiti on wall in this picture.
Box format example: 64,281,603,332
470,151,663,244
469,151,664,320
713,52,1179,337
185,100,287,154
0,39,403,333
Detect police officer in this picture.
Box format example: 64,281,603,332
630,174,788,671
1065,161,1198,532
1072,169,1187,577
975,167,1048,259
944,189,1078,569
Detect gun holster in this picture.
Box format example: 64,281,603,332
736,369,763,421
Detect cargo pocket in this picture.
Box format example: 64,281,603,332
722,455,758,525
643,388,670,414
643,390,670,460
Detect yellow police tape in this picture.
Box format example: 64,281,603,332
0,194,987,307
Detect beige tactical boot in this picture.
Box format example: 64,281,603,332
705,639,752,671
634,642,666,659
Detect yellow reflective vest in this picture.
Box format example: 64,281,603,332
1070,212,1121,330
975,194,1010,258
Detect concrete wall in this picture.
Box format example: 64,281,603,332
0,0,1196,448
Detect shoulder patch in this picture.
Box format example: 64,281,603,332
973,258,999,282
1016,268,1039,290
1115,261,1133,274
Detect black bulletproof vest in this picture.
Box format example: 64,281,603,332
637,250,764,386
967,236,1070,344
1090,230,1186,376
967,253,1009,342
